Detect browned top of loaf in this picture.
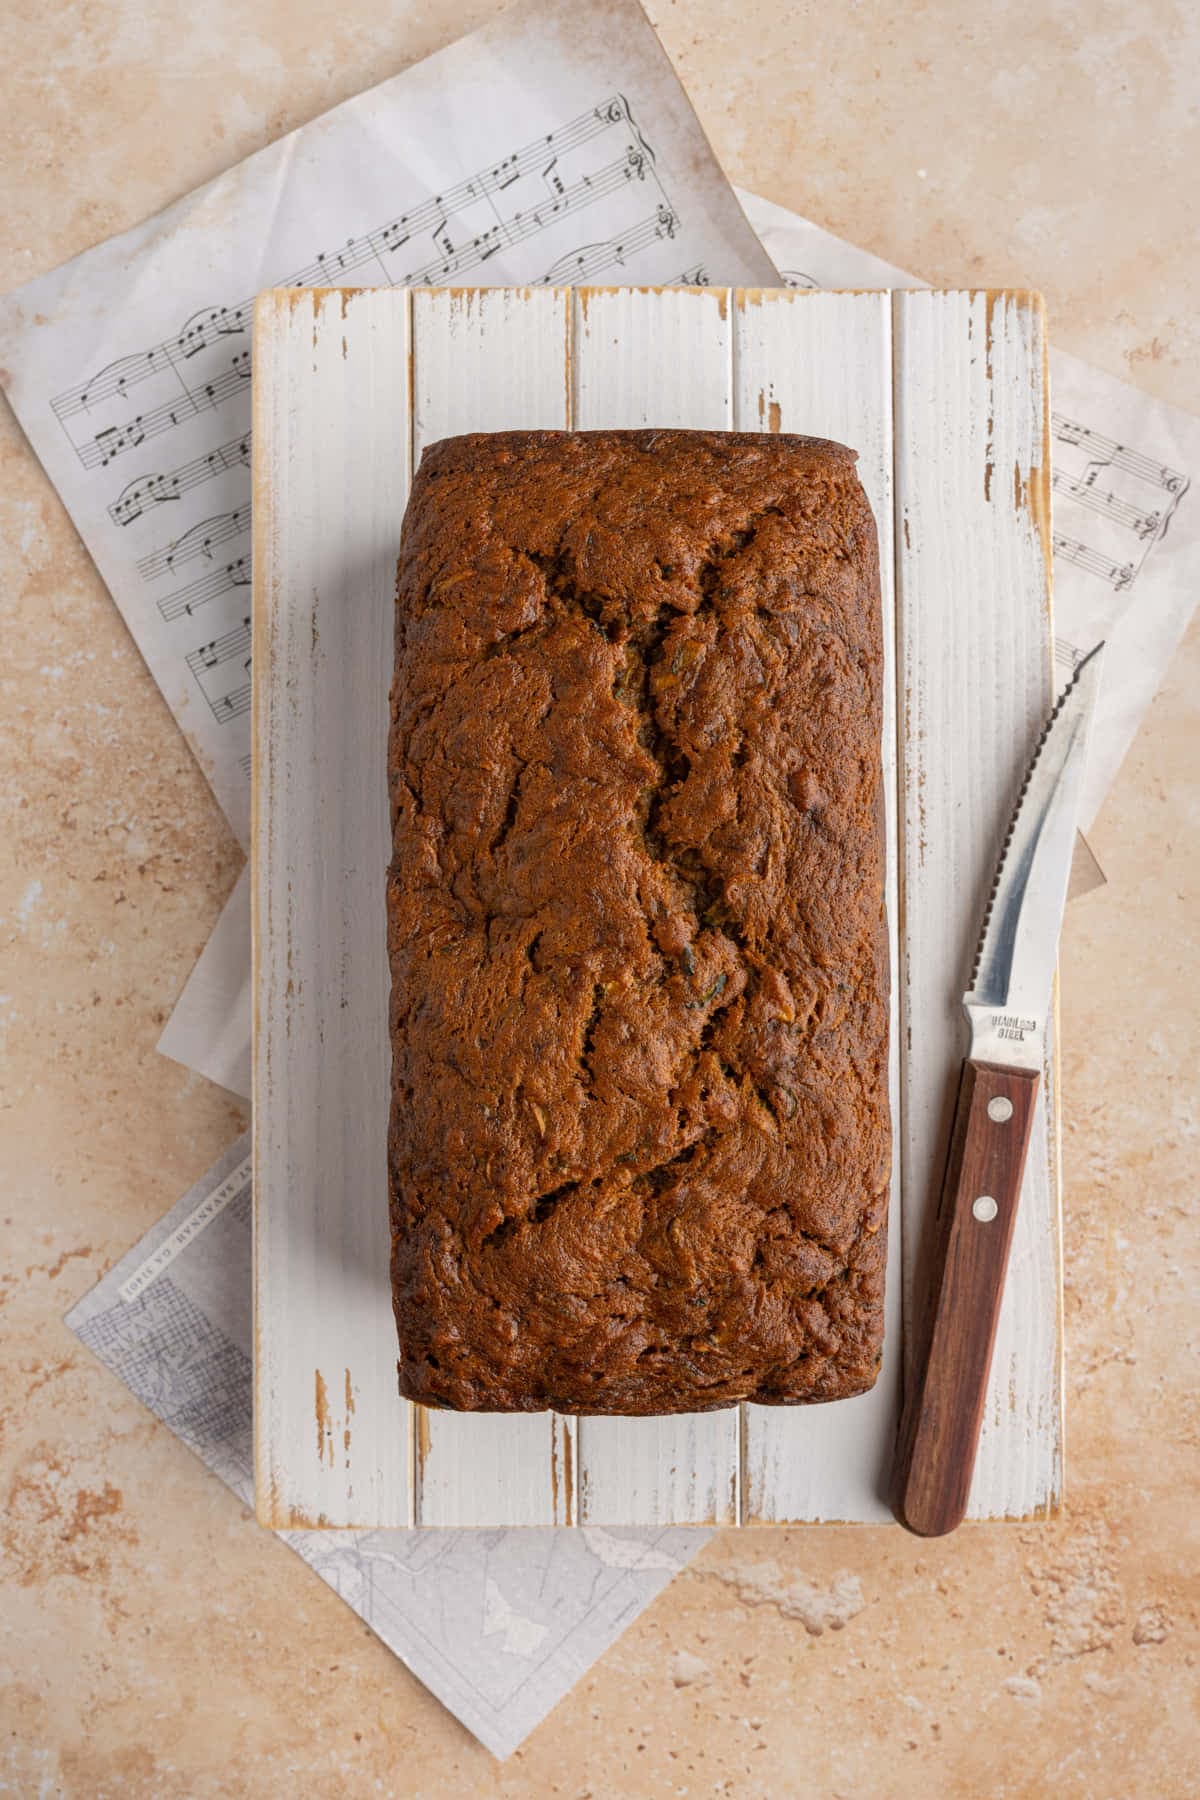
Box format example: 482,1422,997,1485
387,429,889,1415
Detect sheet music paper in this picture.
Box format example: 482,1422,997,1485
0,0,775,848
743,189,1200,834
65,1135,706,1758
1042,352,1198,822
156,866,251,1098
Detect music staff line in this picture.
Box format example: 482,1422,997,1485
538,205,678,283
110,432,251,527
206,685,251,723
51,96,650,423
1052,413,1188,495
159,556,250,623
137,507,249,582
187,616,252,724
83,353,250,471
1052,533,1136,592
1051,412,1192,593
186,616,250,675
1052,469,1167,543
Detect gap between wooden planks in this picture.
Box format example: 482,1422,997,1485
252,285,1057,1530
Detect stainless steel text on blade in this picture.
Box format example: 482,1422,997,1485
965,643,1105,1068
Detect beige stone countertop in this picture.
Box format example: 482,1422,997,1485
1,2,1197,1794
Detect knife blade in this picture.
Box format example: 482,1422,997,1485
894,641,1105,1536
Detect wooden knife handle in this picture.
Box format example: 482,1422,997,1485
894,1059,1040,1537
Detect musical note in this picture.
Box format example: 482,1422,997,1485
314,240,377,280
429,207,455,260
377,220,411,254
399,151,663,287
93,419,147,465
109,434,251,526
597,97,631,127
65,350,160,418
175,305,249,361
158,555,251,623
186,616,252,722
1052,533,1136,591
1052,469,1164,542
81,353,250,471
50,309,249,423
1052,414,1187,494
538,210,681,285
676,263,709,285
186,615,250,671
137,507,249,582
1050,411,1193,597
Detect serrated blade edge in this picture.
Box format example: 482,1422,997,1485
965,642,1104,1040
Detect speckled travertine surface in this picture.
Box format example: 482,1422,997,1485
1,3,1197,1795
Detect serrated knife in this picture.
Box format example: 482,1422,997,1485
894,641,1105,1537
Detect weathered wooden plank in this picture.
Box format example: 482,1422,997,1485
732,289,901,1523
253,288,412,1527
891,289,1060,1519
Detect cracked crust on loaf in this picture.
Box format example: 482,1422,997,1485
387,429,890,1415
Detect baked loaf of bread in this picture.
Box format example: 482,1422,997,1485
387,429,889,1415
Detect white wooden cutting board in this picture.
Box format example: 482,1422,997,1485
252,285,1058,1530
